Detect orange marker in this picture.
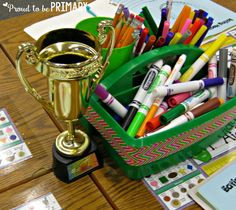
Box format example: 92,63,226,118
171,5,191,33
143,35,156,53
178,6,191,32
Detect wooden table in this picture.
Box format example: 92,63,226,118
0,1,235,209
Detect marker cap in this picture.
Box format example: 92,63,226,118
94,84,108,100
167,92,192,107
203,77,224,87
160,104,185,125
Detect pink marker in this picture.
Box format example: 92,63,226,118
180,18,192,35
167,92,192,107
162,20,170,39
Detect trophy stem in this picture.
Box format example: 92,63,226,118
66,120,76,143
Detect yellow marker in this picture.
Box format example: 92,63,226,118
169,32,182,45
189,25,208,46
180,33,227,82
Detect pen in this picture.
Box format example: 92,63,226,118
95,84,127,118
122,60,163,130
153,78,224,97
227,47,236,98
179,33,227,82
134,65,171,138
160,89,214,125
208,55,218,98
218,49,228,101
146,97,224,136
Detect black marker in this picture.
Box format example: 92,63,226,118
122,59,163,130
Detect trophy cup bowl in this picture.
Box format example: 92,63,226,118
15,20,115,182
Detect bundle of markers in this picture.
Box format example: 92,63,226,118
107,2,215,57
94,35,236,138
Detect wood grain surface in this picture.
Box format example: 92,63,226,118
0,1,235,210
0,173,112,210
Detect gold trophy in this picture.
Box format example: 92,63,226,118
15,20,115,182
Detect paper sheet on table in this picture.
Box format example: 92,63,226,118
111,0,236,39
24,0,117,40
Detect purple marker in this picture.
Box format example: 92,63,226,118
153,77,224,97
164,31,174,45
95,84,127,118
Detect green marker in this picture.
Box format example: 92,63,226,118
127,65,171,137
160,89,213,125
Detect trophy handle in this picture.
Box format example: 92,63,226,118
16,42,54,114
97,20,115,77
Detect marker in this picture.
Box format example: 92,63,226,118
189,25,208,46
146,102,168,131
227,47,236,98
178,30,192,44
160,89,214,125
166,54,187,83
94,84,127,118
134,65,171,138
146,97,224,136
169,32,182,45
153,78,224,97
162,20,170,39
156,8,167,40
167,92,192,107
180,18,192,35
165,31,174,45
142,35,156,53
180,34,227,82
122,60,163,130
134,28,149,56
218,49,228,101
208,55,218,98
195,17,214,47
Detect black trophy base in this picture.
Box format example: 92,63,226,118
52,138,103,183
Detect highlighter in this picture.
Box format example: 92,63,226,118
180,33,227,82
